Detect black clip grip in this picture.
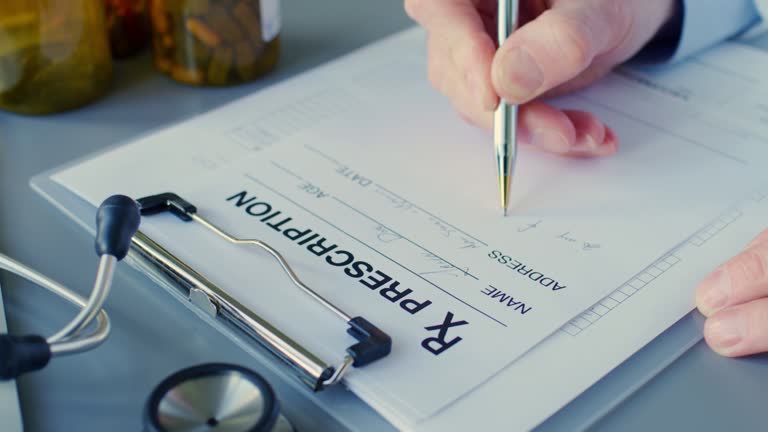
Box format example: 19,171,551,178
346,317,392,367
137,193,197,221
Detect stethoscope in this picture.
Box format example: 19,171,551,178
0,195,294,431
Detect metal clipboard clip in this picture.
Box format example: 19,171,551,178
131,193,392,391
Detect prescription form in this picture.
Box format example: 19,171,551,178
0,285,23,431
50,28,768,429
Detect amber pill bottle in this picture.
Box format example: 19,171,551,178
149,0,280,86
105,0,151,58
0,1,113,115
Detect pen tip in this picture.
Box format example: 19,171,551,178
498,175,512,218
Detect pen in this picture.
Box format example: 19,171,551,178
494,0,519,216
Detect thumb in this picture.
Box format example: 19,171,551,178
491,0,629,104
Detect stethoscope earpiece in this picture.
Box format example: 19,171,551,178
0,334,51,380
0,193,352,429
0,194,141,381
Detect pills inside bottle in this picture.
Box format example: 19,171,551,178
0,1,113,114
149,0,280,86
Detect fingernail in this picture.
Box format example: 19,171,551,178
498,48,544,101
573,134,600,153
595,138,618,156
706,310,745,355
697,269,731,314
597,129,619,155
531,129,569,153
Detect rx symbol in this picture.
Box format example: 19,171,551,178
421,312,469,356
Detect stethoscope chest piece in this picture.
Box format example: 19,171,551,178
144,363,294,432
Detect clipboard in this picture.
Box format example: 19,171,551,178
30,25,768,430
30,166,392,386
31,153,706,431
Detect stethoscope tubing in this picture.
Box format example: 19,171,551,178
0,252,111,356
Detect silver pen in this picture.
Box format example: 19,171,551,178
494,0,519,216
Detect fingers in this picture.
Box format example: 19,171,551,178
747,228,768,249
561,110,617,157
427,31,498,111
407,0,619,158
704,298,768,357
696,233,768,317
454,100,617,157
405,0,495,30
410,0,499,112
491,0,630,104
696,229,768,357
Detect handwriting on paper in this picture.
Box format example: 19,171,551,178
419,252,470,278
459,236,483,249
517,220,542,233
227,189,477,357
374,188,419,213
371,186,486,251
428,216,456,238
375,225,402,243
557,232,601,252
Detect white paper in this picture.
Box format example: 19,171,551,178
412,192,768,432
51,28,768,424
408,43,768,431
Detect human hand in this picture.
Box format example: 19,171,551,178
696,229,768,357
404,0,678,157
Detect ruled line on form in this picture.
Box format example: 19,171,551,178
244,173,507,327
331,196,480,281
302,144,490,247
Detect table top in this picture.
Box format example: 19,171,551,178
2,2,768,431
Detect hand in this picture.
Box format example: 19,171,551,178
404,0,677,157
696,229,768,357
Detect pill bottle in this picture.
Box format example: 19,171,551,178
105,0,151,58
149,0,281,86
0,1,113,115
